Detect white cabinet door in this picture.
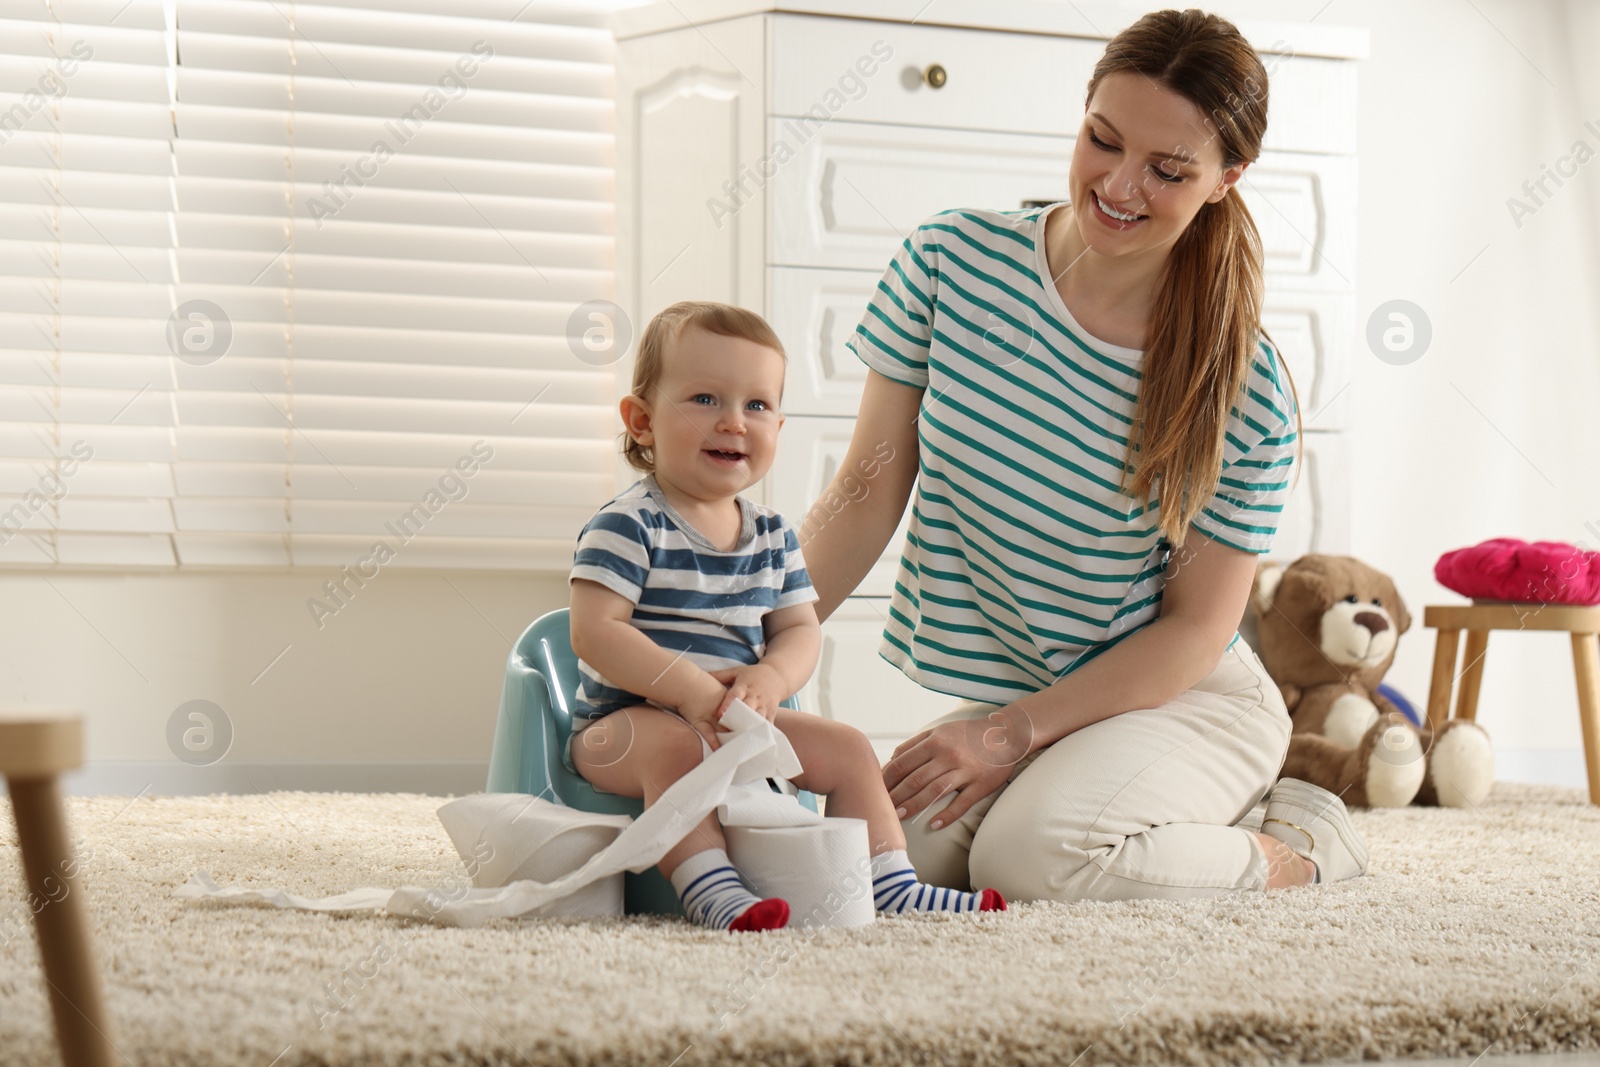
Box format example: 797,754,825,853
767,266,882,418
798,597,962,765
764,415,913,598
770,118,1071,271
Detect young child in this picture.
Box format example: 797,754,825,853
565,300,1007,932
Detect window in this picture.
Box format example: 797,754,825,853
0,0,624,569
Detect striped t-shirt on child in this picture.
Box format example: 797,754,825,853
847,203,1300,707
568,473,819,720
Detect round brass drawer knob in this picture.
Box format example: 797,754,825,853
924,63,947,89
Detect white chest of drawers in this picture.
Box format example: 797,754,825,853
612,1,1369,760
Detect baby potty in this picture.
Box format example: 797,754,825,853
485,608,820,916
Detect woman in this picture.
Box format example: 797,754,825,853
801,9,1369,902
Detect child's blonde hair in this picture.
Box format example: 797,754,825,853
622,300,787,474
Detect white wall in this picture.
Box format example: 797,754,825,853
1360,0,1599,787
3,570,570,796
8,0,1597,794
1211,0,1600,786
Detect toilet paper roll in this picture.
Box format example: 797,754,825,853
726,818,875,929
172,700,873,929
438,792,633,919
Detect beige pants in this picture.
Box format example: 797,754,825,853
903,639,1293,901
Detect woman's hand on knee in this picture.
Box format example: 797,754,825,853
881,721,1021,829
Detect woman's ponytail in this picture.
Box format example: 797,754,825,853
1091,9,1304,547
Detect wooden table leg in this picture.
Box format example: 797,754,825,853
1571,632,1600,807
7,775,119,1067
1427,627,1461,735
1455,630,1489,722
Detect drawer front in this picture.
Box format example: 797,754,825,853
770,116,1352,286
774,15,1363,154
770,118,1070,271
766,266,1351,428
799,597,962,764
768,266,881,418
1261,289,1353,431
765,414,912,598
769,15,1356,154
1269,428,1348,559
1237,153,1356,292
769,14,1099,140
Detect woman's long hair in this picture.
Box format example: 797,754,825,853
1091,9,1303,548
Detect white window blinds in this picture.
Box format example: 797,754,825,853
1,0,622,570
0,0,180,566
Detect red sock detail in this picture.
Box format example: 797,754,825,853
978,887,1007,912
728,897,790,932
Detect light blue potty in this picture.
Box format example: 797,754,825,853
485,607,819,917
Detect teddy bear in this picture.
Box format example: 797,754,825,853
1240,553,1495,808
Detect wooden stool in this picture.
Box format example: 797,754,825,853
0,710,118,1067
1424,601,1600,805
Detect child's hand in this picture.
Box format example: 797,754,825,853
707,664,789,722
677,676,731,752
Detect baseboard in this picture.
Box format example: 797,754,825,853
60,761,491,797
1491,748,1590,789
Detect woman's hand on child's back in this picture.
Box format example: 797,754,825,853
708,664,788,723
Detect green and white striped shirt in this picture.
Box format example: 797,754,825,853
847,203,1299,705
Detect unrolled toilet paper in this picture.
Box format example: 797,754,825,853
172,700,875,929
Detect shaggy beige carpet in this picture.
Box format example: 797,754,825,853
1,782,1597,1067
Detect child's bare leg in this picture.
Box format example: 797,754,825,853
774,709,1005,914
572,705,789,930
772,708,904,853
569,705,724,876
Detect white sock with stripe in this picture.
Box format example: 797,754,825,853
869,849,1006,914
668,848,789,932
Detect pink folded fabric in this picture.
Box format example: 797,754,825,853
1434,537,1600,606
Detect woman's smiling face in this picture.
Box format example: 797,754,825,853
1069,70,1247,256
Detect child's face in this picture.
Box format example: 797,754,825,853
632,325,787,500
